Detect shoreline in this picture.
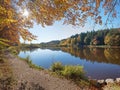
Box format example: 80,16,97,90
86,45,120,48
1,52,120,90
4,53,83,90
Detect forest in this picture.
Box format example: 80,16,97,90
40,28,120,47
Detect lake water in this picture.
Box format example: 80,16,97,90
19,47,120,79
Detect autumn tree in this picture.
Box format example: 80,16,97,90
0,0,120,45
0,0,36,45
104,29,120,46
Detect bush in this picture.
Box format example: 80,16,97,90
50,62,86,81
51,62,64,72
62,65,85,80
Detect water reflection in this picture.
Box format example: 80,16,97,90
19,47,120,79
61,47,120,65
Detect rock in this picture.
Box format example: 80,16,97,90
97,80,104,84
105,79,114,84
116,78,120,83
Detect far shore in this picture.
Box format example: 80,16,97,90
86,45,120,48
21,43,120,49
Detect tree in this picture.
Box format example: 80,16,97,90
104,29,120,46
0,38,9,49
16,0,119,26
0,0,120,45
0,0,36,45
84,36,91,45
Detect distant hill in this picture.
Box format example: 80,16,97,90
40,40,60,47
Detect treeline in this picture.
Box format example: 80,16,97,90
38,28,120,47
59,28,120,47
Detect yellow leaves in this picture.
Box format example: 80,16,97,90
81,6,91,12
83,0,88,4
0,38,10,47
40,8,47,12
54,0,68,5
19,28,36,42
4,0,10,5
0,19,17,24
0,6,7,15
0,18,17,31
96,0,101,8
0,5,16,27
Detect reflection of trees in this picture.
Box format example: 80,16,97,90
20,48,38,53
104,49,120,64
61,47,120,65
61,47,85,59
20,47,120,65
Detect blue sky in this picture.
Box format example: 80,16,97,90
20,3,120,44
20,18,119,44
20,21,98,43
21,17,119,44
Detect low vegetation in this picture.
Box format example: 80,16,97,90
50,62,95,89
51,62,87,81
51,62,64,72
62,65,85,80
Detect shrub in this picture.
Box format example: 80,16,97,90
62,66,84,79
51,62,64,72
62,65,85,80
50,62,86,81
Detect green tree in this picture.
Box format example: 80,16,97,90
84,36,91,45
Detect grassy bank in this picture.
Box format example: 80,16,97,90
19,56,92,88
50,62,91,87
18,56,106,89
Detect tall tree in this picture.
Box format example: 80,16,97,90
0,0,36,45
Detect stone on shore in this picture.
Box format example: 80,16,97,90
105,79,114,84
97,80,104,84
116,78,120,83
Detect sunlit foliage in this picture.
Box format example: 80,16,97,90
0,38,9,49
58,28,120,46
104,29,120,46
16,0,120,26
0,0,36,45
0,0,120,45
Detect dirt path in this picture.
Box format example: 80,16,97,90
6,53,82,90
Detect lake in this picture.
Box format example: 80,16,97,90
19,47,120,80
